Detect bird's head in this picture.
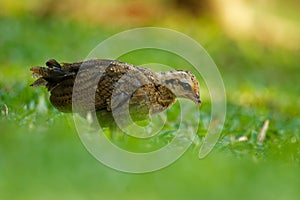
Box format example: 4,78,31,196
160,70,201,106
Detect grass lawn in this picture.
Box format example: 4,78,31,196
0,15,300,199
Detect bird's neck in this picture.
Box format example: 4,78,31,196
158,71,180,96
158,71,175,84
150,85,176,114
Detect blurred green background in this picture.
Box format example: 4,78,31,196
0,0,300,199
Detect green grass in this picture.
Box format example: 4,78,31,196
1,15,300,200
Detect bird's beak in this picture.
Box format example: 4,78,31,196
194,94,201,106
185,92,201,106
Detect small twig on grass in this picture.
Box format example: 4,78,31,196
257,119,269,144
1,104,8,116
237,136,248,142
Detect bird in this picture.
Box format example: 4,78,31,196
30,59,201,126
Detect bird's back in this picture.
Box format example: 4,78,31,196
30,59,171,115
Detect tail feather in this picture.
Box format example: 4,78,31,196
46,59,61,69
29,59,72,91
30,77,48,87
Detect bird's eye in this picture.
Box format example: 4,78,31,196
179,82,192,91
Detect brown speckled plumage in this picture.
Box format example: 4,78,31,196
30,59,201,120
